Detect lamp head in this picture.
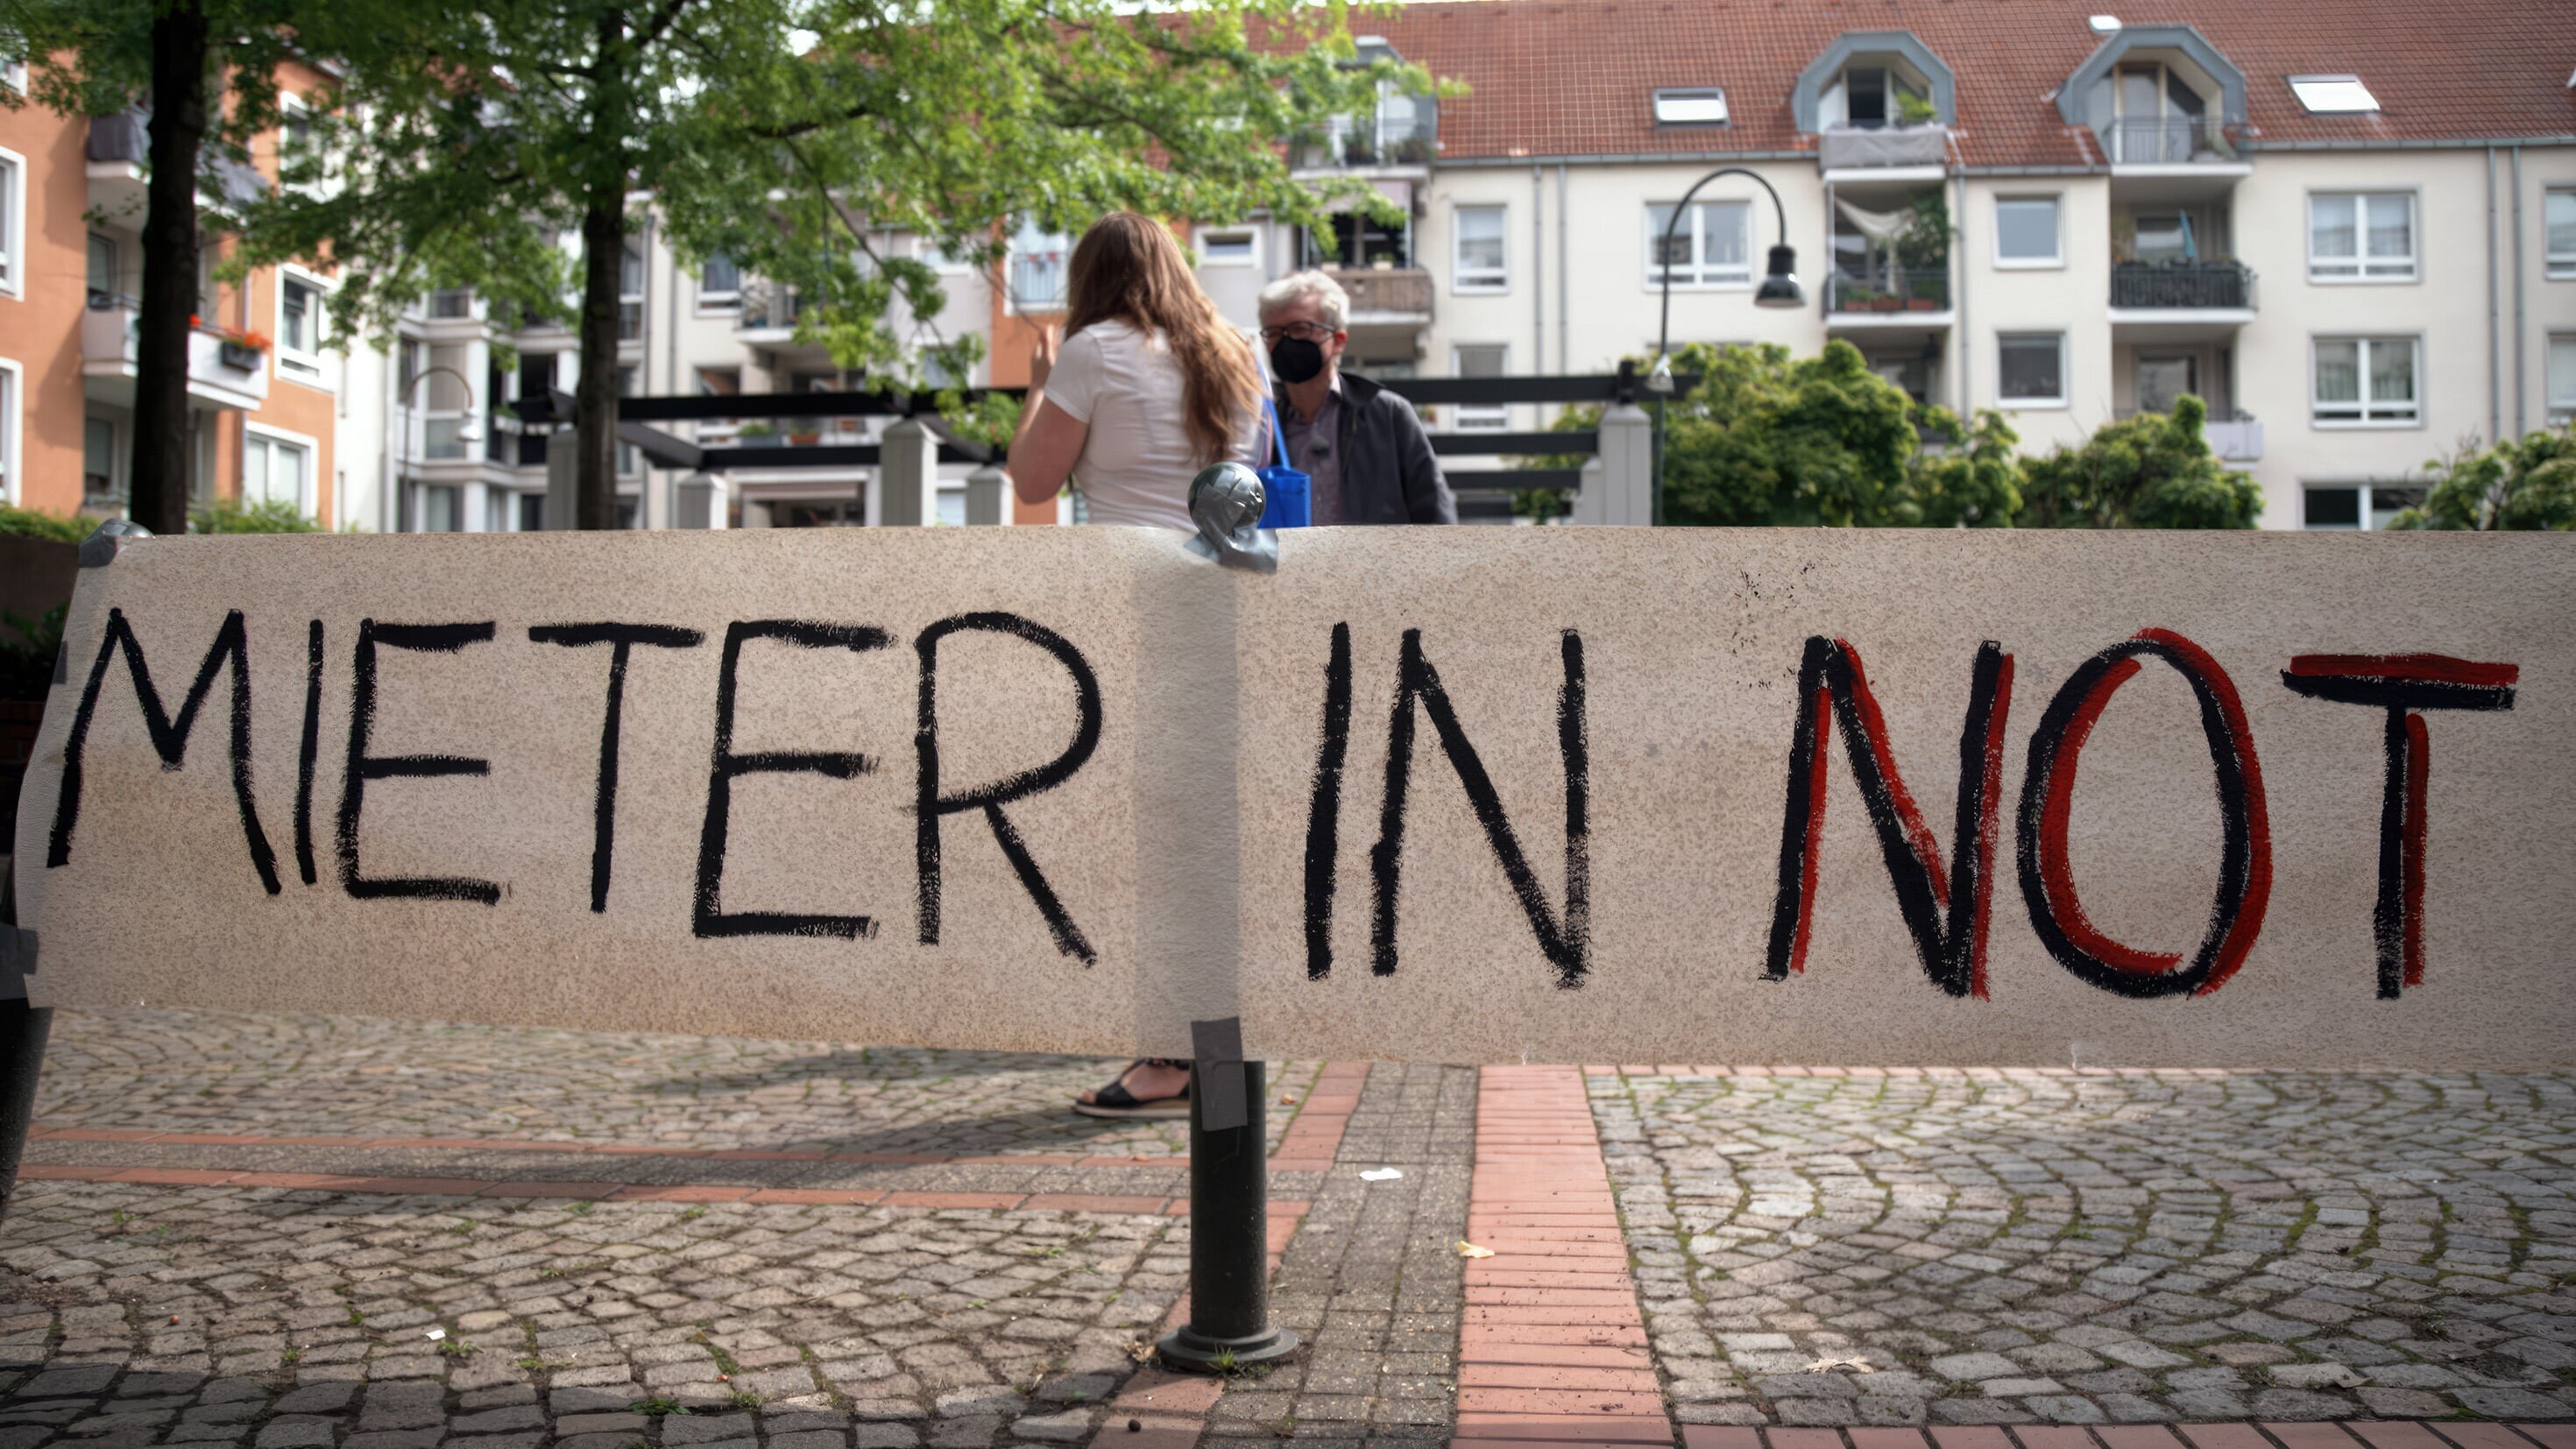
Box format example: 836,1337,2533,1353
456,421,485,445
1645,352,1676,394
1754,244,1806,308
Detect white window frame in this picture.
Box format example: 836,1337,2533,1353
0,357,20,506
1005,219,1073,315
276,93,329,199
2288,74,2380,115
0,145,24,300
2301,483,2421,531
1453,204,1508,294
1451,343,1510,431
241,422,319,518
1642,200,1752,291
2546,188,2576,280
1996,332,2068,408
2310,335,2421,428
1196,227,1260,269
697,252,742,312
273,265,331,387
85,413,123,505
1993,195,2063,269
2544,333,2576,423
2306,190,2418,283
3,46,24,95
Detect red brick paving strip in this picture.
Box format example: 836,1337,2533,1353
1452,1064,1676,1449
1670,1427,2576,1449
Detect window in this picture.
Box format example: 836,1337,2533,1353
3,43,23,94
410,483,460,533
1454,205,1506,293
617,364,640,477
277,272,326,383
1997,334,2065,406
1645,201,1750,288
88,231,120,306
86,416,120,502
2547,190,2576,279
2304,484,2424,530
428,286,473,318
1652,88,1728,126
278,95,333,196
1008,218,1072,312
2312,336,2419,425
619,238,645,340
2309,193,2416,281
1994,197,2061,266
517,492,546,531
2547,335,2576,423
700,252,740,306
242,430,313,515
0,359,18,505
1198,228,1257,267
2289,74,2379,115
1452,343,1508,430
0,146,21,298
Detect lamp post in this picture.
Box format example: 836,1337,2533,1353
1646,167,1806,526
399,364,484,532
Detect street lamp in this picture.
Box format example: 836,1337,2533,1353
401,364,485,448
1647,166,1805,525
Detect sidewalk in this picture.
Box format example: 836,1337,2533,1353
2,1010,2572,1449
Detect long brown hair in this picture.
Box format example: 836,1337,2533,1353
1063,212,1263,466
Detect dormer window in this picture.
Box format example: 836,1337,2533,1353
2289,74,2380,114
1835,66,1928,130
1652,88,1728,126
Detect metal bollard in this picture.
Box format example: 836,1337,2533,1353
1157,1052,1296,1369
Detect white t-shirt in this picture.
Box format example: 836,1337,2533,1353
1043,320,1261,532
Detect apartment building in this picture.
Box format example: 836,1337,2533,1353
1209,0,2574,529
2,57,391,529
11,2,2571,534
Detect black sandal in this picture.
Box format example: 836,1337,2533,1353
1073,1059,1193,1120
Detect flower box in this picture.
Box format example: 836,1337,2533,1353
218,340,265,371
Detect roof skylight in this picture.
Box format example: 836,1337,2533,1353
1652,88,1730,125
2289,74,2381,113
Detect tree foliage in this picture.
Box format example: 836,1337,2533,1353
219,0,1426,521
2386,426,2576,531
2014,394,2261,530
1658,340,1919,527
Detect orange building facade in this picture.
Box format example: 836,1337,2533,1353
2,57,350,527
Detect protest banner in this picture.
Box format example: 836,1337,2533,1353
12,527,2572,1068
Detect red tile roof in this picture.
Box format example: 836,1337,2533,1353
1362,0,2576,167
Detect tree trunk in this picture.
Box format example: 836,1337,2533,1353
574,198,625,530
129,0,210,536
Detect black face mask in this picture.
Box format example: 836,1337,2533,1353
1270,336,1327,385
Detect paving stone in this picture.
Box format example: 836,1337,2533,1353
252,1417,340,1449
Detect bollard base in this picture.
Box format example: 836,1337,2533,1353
1155,1320,1299,1373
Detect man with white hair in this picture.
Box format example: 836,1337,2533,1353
1256,271,1455,525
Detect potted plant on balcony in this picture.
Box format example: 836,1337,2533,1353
735,421,776,442
786,425,822,446
1836,281,1879,313
198,317,270,372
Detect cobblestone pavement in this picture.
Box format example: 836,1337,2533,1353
1593,1068,2576,1431
1,1009,1480,1449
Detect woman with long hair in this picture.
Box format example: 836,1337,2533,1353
1006,211,1267,532
1006,211,1263,1119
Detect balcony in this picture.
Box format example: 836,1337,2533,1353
1829,268,1950,321
1292,109,1436,173
1332,267,1433,320
2107,260,2257,331
81,296,272,412
735,281,809,340
1817,125,1950,178
2097,116,2243,170
2204,417,2263,463
86,110,149,223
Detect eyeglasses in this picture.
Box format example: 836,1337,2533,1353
1259,322,1336,345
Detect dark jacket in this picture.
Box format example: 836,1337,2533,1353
1274,371,1455,525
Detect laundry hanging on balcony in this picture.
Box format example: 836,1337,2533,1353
1835,199,1916,289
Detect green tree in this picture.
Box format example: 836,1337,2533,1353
1891,406,2020,527
228,0,1420,527
1655,340,1921,527
2016,394,2260,529
3,0,309,534
2386,426,2576,530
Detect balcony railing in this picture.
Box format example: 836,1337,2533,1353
88,110,148,166
2204,417,2263,463
1328,267,1433,318
81,295,272,406
1293,110,1436,170
736,282,807,332
1829,269,1950,315
2109,259,2256,311
1817,126,1950,170
2096,115,2233,165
